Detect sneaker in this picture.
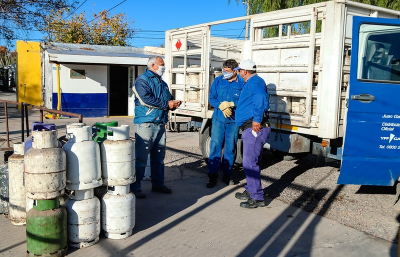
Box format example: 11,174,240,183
206,174,218,188
133,190,146,199
235,190,250,200
221,175,234,185
152,186,172,194
240,198,266,209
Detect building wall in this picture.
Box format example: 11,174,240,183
16,41,42,105
52,64,108,117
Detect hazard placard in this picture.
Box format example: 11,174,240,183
172,38,185,52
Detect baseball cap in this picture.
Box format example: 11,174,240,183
233,59,256,71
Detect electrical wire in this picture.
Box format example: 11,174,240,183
87,0,127,23
65,0,88,19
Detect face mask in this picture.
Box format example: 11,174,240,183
222,71,233,80
156,65,165,76
238,70,244,78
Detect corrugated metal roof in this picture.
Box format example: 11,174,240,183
42,42,163,65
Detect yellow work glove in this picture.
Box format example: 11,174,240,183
222,108,232,118
219,101,231,111
228,102,235,108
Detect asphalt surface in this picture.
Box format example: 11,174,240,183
0,91,398,256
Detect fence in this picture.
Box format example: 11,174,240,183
0,100,83,151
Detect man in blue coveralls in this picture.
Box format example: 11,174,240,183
233,59,271,208
131,56,181,199
207,59,244,188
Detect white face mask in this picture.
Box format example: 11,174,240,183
156,65,165,76
222,71,233,80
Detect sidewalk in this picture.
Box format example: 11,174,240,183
0,91,398,256
0,165,397,257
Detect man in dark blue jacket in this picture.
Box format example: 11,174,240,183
233,59,270,208
207,59,244,188
131,56,181,199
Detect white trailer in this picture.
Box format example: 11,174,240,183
164,0,400,186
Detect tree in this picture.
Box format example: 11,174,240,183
231,0,400,14
0,46,17,67
231,0,400,38
0,0,78,46
44,9,133,46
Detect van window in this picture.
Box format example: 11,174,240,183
358,23,400,83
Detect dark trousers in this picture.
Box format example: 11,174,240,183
242,127,271,200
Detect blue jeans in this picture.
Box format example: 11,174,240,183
208,120,239,177
131,123,166,192
242,127,271,201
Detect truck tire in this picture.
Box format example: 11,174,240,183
200,125,243,165
234,136,243,165
200,125,212,164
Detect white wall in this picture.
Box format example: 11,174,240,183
52,64,107,93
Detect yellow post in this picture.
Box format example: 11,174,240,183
56,63,61,118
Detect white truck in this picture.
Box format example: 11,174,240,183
164,0,400,187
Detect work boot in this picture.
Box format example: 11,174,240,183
222,174,234,185
235,190,250,200
240,198,266,209
152,186,172,194
206,173,218,188
133,190,146,199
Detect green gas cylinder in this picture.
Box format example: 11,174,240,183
94,121,118,143
26,199,67,257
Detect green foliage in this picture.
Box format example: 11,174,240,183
0,0,78,46
230,0,398,38
231,0,400,14
44,9,133,46
0,46,17,67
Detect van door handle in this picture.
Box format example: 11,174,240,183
351,94,375,102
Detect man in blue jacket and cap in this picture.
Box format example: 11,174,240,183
233,59,271,208
207,59,244,188
131,56,181,199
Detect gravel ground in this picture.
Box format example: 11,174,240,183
164,145,400,243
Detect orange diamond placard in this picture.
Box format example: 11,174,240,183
175,39,182,51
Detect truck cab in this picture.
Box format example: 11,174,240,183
339,16,400,186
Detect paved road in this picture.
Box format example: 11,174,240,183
0,91,398,256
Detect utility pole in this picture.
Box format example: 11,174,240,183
244,1,250,40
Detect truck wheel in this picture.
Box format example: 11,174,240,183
200,125,212,163
235,137,243,165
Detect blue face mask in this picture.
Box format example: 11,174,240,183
222,71,233,80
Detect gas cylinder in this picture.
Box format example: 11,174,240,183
25,130,66,199
26,199,68,257
8,142,26,225
65,189,100,248
100,125,135,186
66,122,86,133
101,185,135,239
63,126,102,190
94,121,118,143
26,195,65,213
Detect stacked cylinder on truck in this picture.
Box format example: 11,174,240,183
100,125,136,239
62,124,102,248
24,130,68,257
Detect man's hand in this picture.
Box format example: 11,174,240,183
168,100,180,110
219,101,231,111
252,121,261,132
222,108,232,118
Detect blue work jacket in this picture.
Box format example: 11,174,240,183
133,69,171,124
209,75,244,123
235,75,269,126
